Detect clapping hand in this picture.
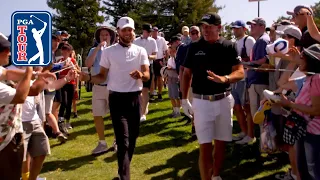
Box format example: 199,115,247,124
129,70,143,80
207,71,227,83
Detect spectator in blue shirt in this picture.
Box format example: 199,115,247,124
246,17,270,140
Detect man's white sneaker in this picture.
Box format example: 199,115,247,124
140,115,146,122
232,132,246,141
212,176,222,180
235,136,256,145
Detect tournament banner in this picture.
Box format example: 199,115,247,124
11,11,52,66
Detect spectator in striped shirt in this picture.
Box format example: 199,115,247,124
277,44,320,180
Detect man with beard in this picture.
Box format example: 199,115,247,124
81,17,150,180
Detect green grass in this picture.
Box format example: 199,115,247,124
40,88,290,180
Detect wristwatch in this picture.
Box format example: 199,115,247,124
224,75,230,83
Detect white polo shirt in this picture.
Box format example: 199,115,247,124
154,36,168,59
133,37,158,64
100,43,150,93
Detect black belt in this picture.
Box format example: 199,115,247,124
109,90,141,95
193,91,231,102
96,84,107,86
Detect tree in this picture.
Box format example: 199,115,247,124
311,2,320,26
47,0,105,57
220,24,234,40
103,0,222,38
275,16,291,23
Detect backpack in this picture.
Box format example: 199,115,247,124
240,36,250,62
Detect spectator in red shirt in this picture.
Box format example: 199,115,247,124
57,44,78,130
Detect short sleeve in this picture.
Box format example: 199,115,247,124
0,82,16,104
245,37,256,57
0,66,4,77
182,45,193,69
229,43,241,66
140,48,150,66
87,48,94,57
99,48,110,69
163,38,168,51
310,75,320,96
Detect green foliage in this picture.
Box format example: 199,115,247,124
275,16,291,23
47,0,105,56
103,0,222,39
311,2,320,26
221,24,234,40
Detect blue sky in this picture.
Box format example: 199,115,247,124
0,0,318,35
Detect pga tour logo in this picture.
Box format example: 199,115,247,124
11,11,52,66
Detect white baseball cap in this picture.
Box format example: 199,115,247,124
117,17,135,30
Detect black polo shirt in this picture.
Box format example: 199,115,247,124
300,26,319,49
183,37,240,95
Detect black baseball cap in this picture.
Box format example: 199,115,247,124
197,12,222,26
287,5,314,16
0,32,10,49
142,23,153,32
168,35,181,45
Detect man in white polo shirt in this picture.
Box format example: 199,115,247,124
133,24,158,122
151,26,168,101
81,17,150,180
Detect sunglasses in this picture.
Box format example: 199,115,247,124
190,31,199,35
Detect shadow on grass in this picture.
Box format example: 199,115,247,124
77,108,92,116
147,107,171,115
42,154,96,173
77,99,92,106
135,137,194,155
144,148,200,180
67,123,114,140
144,140,289,180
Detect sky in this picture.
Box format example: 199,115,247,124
0,0,318,36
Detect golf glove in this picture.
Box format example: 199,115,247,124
182,99,193,119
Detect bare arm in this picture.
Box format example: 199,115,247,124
181,67,192,99
10,67,33,104
228,64,245,83
306,14,320,42
28,79,47,96
141,64,150,82
0,69,56,82
85,47,100,67
277,62,297,87
148,52,157,61
90,67,109,84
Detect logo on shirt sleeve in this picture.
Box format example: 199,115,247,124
11,11,52,66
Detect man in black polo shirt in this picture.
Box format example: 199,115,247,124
181,13,244,180
287,5,319,49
